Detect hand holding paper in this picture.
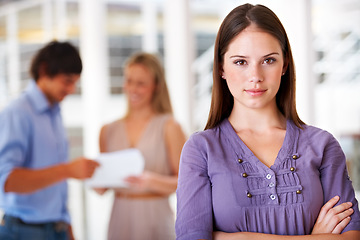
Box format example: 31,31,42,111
85,148,145,188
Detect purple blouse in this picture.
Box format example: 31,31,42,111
175,119,360,240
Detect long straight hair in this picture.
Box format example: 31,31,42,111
124,52,173,115
205,4,304,130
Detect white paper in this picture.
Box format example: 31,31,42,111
86,148,145,188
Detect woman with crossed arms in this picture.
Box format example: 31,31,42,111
175,4,360,240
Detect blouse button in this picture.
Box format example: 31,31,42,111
247,193,252,198
292,154,299,160
266,174,272,179
290,167,295,172
238,158,243,163
269,182,275,188
242,173,248,178
270,194,276,200
296,190,302,194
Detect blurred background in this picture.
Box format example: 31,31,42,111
0,0,359,239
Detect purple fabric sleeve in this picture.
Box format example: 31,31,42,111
176,133,213,240
317,131,360,232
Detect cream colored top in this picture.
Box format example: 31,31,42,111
101,114,172,194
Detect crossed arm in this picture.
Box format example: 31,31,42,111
213,231,360,240
176,133,360,240
213,196,360,240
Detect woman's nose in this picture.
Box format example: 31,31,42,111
249,65,263,83
250,78,263,83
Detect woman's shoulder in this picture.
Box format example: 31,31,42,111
155,113,177,126
185,125,222,147
301,124,334,137
300,123,338,146
160,113,177,125
180,126,226,165
156,113,182,133
107,118,124,126
162,114,187,142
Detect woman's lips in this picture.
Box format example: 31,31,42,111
244,89,267,96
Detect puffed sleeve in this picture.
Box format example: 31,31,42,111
319,132,360,232
175,133,213,240
0,107,31,193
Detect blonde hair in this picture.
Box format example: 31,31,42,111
125,52,173,114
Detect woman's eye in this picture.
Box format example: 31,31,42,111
264,58,276,64
235,60,246,65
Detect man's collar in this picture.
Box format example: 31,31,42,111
26,80,60,113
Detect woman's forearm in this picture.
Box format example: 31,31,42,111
125,171,178,196
145,172,178,195
214,230,360,240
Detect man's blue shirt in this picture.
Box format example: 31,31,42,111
0,81,70,223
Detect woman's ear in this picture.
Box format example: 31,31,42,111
220,67,225,79
282,61,288,76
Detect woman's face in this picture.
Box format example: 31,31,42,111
222,25,286,111
124,63,157,109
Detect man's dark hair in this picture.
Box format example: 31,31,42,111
30,40,82,82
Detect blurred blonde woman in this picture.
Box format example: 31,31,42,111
97,52,186,240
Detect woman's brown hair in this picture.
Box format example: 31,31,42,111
205,4,304,130
125,52,173,115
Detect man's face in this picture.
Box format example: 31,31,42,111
38,73,80,105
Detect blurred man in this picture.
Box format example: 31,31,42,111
0,41,99,240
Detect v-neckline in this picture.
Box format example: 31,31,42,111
122,115,155,148
222,118,297,171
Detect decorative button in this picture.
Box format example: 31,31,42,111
238,158,243,163
247,193,252,198
296,190,302,194
266,174,272,179
290,167,295,172
269,182,275,188
292,155,299,160
270,194,276,200
242,173,248,178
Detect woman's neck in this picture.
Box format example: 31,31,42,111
228,105,286,133
126,106,155,121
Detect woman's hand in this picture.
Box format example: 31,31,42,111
93,187,108,195
312,195,354,234
124,171,155,191
213,231,234,240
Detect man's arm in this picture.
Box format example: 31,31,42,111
4,157,99,194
